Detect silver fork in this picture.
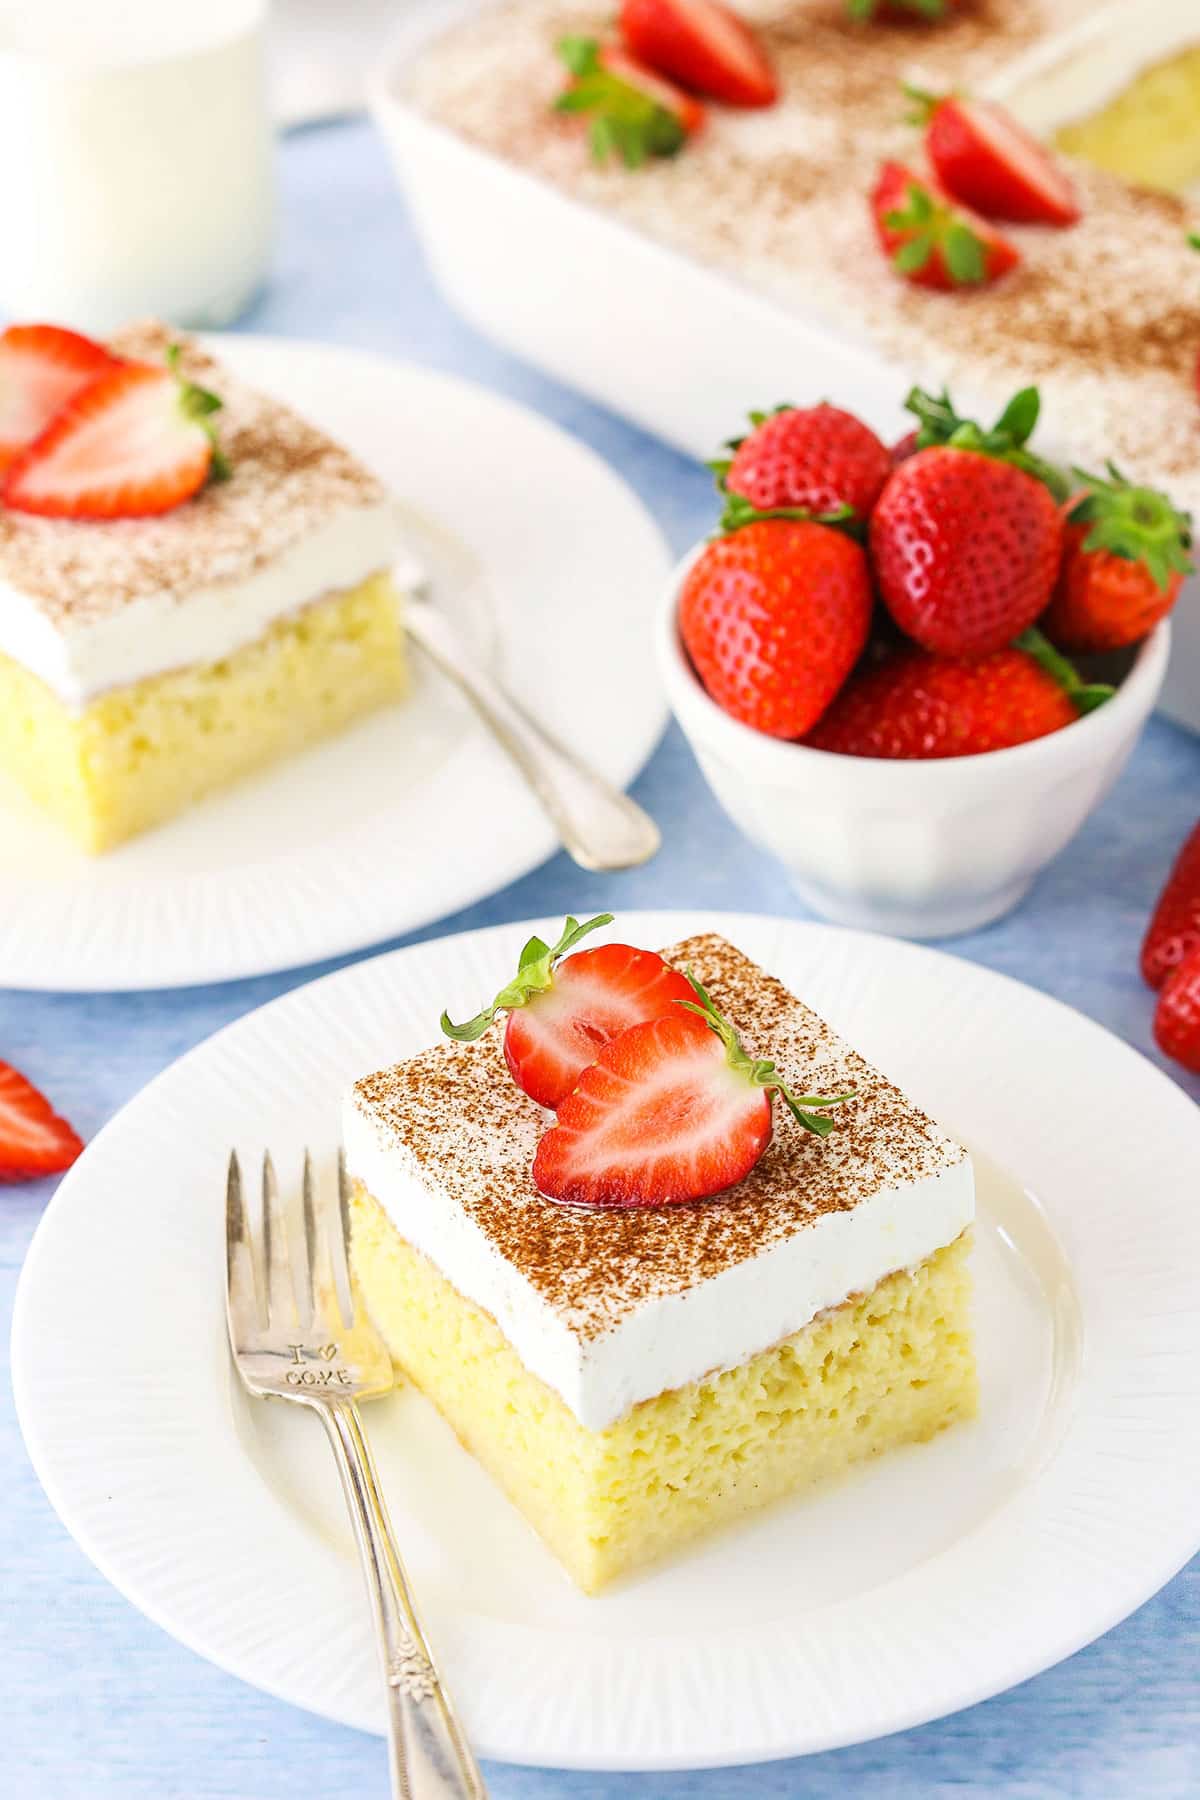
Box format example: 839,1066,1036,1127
225,1148,488,1800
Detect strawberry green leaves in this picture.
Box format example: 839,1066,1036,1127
555,37,687,168
1066,462,1194,593
885,180,985,283
441,914,614,1041
677,970,854,1136
903,384,1069,502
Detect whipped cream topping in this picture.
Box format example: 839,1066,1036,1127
344,933,975,1431
0,321,418,707
0,500,410,707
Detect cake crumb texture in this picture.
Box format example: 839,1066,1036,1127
0,572,406,851
351,1183,976,1592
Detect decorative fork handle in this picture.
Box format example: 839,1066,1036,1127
320,1399,488,1799
405,595,661,873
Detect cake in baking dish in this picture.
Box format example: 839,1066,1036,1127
344,931,976,1592
0,322,412,851
405,0,1200,518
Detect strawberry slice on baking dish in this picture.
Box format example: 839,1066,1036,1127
532,972,852,1207
907,87,1080,227
0,323,119,473
871,162,1020,289
0,1060,83,1181
556,37,705,167
618,0,777,108
5,349,228,519
441,914,697,1110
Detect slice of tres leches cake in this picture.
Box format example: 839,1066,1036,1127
0,320,415,851
343,925,976,1593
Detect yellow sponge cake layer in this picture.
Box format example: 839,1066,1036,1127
351,1182,976,1593
0,572,405,852
1054,47,1200,195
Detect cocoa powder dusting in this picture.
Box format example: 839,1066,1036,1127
350,934,968,1341
0,321,387,627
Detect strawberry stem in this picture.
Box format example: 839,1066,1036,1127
716,494,858,537
165,342,230,482
903,384,1069,501
1066,463,1193,591
678,970,854,1137
441,914,614,1040
1014,628,1114,715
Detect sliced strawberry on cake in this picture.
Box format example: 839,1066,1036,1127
0,323,119,473
555,36,705,167
5,347,228,518
618,0,777,108
532,970,851,1205
441,914,696,1108
906,86,1081,227
871,162,1020,290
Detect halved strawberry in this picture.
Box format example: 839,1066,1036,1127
532,972,851,1207
0,324,118,474
555,36,705,167
441,915,696,1110
5,347,227,519
0,1060,83,1181
871,161,1020,289
618,0,777,109
907,87,1080,227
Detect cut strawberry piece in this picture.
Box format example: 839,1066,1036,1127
533,971,851,1207
0,1060,83,1181
909,88,1080,227
555,36,704,167
618,0,777,108
441,914,695,1110
5,348,227,519
870,161,1019,290
505,943,696,1110
0,324,118,474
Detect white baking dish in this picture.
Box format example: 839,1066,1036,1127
370,0,1200,733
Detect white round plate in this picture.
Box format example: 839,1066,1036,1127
0,340,669,991
14,913,1200,1770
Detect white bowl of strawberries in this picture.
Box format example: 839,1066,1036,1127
659,387,1179,939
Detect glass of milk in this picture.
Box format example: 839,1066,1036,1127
0,0,274,330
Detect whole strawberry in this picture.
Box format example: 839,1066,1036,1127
870,386,1065,655
1141,819,1200,989
679,518,872,738
870,162,1019,291
716,403,892,526
1154,946,1200,1074
806,632,1109,758
1043,465,1192,652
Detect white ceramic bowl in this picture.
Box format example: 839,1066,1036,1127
658,550,1170,938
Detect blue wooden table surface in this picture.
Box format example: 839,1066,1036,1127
3,120,1199,1799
